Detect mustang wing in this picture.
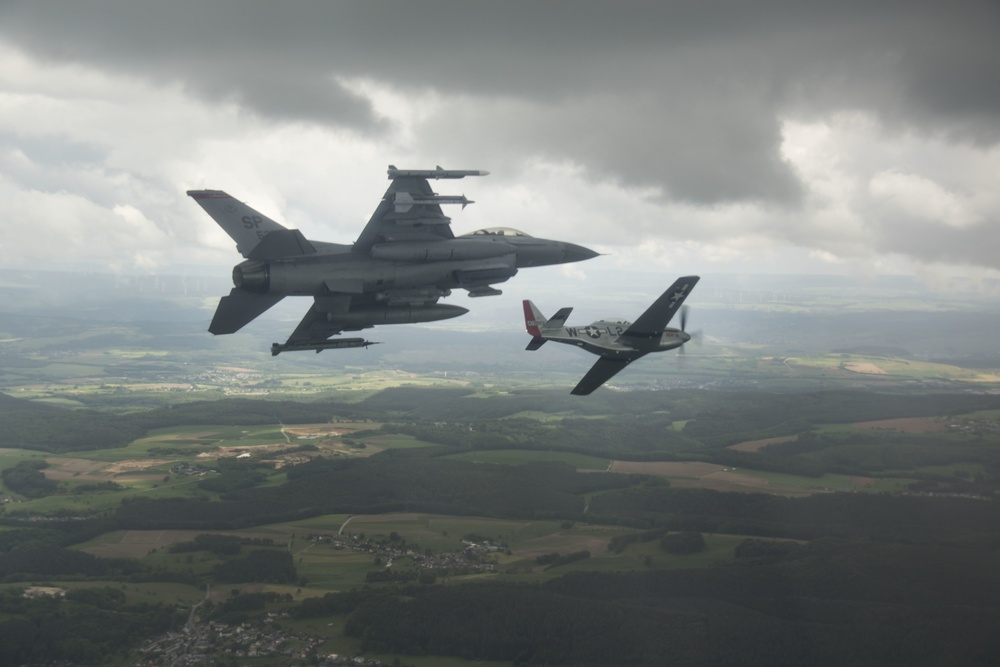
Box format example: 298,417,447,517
353,176,455,251
622,276,700,338
571,355,645,395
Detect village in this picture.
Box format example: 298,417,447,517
308,531,505,577
133,533,506,665
135,617,390,667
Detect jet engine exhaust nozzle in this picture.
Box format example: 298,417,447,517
232,260,270,293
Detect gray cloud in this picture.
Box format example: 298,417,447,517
2,1,998,207
2,0,1000,277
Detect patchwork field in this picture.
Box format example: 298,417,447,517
608,460,893,494
73,511,745,596
728,435,799,452
852,417,946,432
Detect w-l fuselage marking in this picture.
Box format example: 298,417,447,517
554,325,685,353
565,325,626,339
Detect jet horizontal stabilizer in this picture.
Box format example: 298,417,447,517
210,289,284,335
271,338,379,355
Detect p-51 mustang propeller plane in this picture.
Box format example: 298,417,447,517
188,166,598,355
523,276,700,395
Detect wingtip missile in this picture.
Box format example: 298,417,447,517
387,165,489,180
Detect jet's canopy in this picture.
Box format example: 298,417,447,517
463,227,531,238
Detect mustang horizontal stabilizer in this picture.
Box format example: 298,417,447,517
546,307,573,330
210,289,284,335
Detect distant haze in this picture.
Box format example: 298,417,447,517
4,270,999,372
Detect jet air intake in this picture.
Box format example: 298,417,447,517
233,260,270,293
454,266,517,287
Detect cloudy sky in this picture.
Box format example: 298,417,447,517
2,0,999,295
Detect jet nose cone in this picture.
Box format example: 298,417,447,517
563,242,599,263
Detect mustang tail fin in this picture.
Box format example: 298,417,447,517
523,300,547,337
188,190,313,259
523,301,575,350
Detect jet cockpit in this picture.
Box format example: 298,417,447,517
463,227,531,238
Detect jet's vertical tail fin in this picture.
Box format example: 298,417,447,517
187,190,290,258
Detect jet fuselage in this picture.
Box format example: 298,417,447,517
230,233,594,299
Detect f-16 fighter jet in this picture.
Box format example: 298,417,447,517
188,166,597,355
523,276,700,395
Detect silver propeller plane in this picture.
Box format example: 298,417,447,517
188,166,598,355
523,276,700,395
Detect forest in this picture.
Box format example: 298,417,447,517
295,535,1000,666
0,587,183,666
2,386,1000,665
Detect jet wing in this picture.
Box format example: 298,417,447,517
622,276,700,338
283,295,356,345
571,355,644,395
353,176,456,251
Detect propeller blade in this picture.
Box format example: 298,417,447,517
680,305,689,332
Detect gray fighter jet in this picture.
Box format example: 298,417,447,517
523,276,699,395
188,166,597,355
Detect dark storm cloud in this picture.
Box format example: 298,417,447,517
1,0,998,205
